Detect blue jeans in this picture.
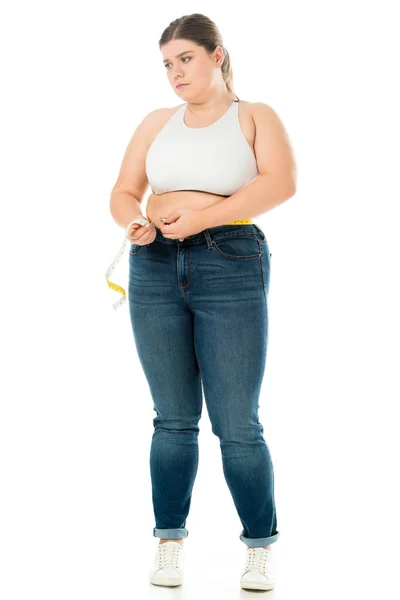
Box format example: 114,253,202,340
128,223,280,548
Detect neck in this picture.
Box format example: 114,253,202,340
186,93,235,115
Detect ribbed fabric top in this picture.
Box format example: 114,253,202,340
145,100,259,196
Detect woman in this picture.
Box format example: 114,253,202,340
109,13,296,591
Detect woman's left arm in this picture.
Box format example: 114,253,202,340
199,102,297,229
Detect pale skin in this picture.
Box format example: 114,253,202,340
111,38,295,548
114,38,296,244
145,40,251,234
147,40,241,232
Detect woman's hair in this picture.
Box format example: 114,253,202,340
159,13,239,101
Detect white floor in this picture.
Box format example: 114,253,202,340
139,534,280,598
136,532,391,599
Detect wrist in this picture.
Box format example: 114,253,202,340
199,205,217,230
126,214,149,230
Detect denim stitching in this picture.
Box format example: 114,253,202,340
259,242,267,299
129,244,146,256
212,234,262,260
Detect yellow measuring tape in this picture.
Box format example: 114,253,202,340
106,216,150,310
106,216,253,310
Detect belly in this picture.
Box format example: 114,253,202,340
146,190,227,229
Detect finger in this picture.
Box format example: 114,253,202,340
127,224,141,238
129,231,147,243
131,223,152,237
135,225,155,242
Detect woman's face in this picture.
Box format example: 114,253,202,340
161,39,223,99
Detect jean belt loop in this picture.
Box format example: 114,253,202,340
203,229,213,248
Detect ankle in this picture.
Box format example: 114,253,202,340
159,539,184,545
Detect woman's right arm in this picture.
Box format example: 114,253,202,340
109,111,156,229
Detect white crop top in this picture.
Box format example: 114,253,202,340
145,99,259,196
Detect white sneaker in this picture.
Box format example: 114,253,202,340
149,541,184,587
240,546,276,591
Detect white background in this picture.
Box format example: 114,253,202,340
1,1,399,598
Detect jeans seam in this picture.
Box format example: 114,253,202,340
259,241,267,299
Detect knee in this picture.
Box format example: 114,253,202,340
153,415,200,436
211,420,265,445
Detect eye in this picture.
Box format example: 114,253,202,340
165,56,192,69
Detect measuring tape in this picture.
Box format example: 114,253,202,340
106,216,254,310
106,216,150,310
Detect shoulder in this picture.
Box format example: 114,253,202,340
249,101,288,132
145,104,184,126
142,104,184,143
237,99,253,116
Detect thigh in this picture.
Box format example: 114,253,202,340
128,241,202,420
190,237,270,427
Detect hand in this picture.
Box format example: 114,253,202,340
127,221,156,246
159,207,206,240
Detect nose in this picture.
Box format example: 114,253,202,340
172,68,185,80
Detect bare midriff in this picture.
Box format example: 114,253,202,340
146,190,228,229
145,101,257,230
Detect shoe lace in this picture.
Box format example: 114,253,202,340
244,547,271,575
158,542,181,569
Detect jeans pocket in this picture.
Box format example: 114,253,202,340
129,243,146,256
213,235,261,260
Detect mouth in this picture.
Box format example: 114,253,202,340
176,83,189,89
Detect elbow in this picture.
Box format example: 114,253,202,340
109,192,116,219
109,189,121,221
281,180,297,202
285,175,297,199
